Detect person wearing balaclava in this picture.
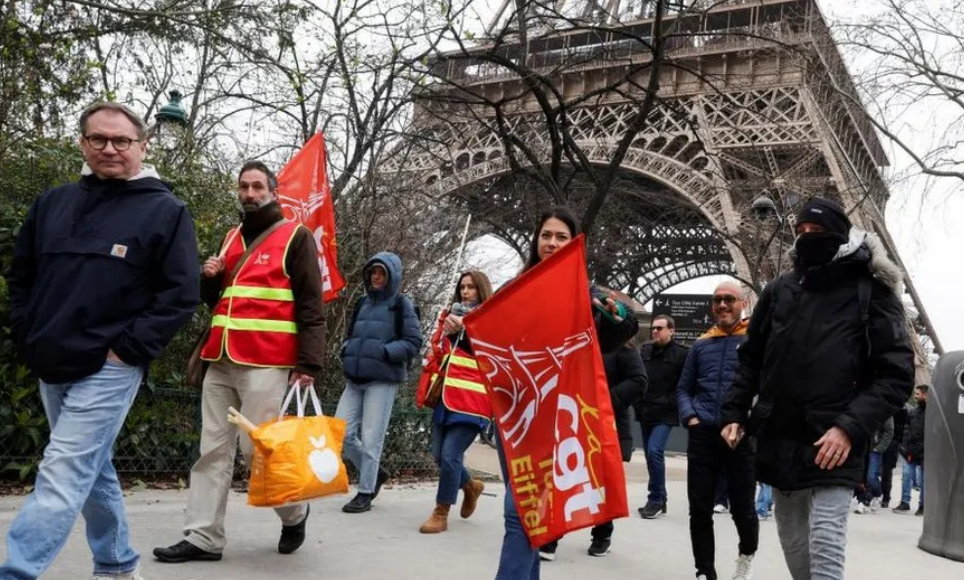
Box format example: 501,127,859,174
719,197,915,580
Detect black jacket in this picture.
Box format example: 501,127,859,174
8,172,200,383
635,340,688,426
901,402,926,464
721,233,914,491
603,346,648,462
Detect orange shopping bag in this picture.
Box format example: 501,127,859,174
244,384,349,507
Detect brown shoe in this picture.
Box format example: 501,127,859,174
419,503,450,534
460,479,485,519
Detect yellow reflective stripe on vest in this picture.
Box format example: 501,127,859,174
222,286,295,301
447,355,478,369
444,377,487,394
211,315,297,333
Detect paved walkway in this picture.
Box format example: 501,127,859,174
0,444,958,579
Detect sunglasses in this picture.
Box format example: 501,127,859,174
712,295,739,305
651,325,667,332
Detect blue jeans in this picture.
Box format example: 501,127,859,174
641,423,672,504
431,423,477,505
866,451,883,498
494,438,539,580
1,360,143,579
756,483,773,517
901,459,924,506
335,381,398,494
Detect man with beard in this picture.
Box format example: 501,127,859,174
154,160,326,562
721,197,913,580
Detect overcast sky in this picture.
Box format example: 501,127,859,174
463,0,964,354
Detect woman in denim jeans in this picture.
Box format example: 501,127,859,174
481,207,637,578
416,270,495,533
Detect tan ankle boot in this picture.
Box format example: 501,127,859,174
419,503,450,534
460,479,485,519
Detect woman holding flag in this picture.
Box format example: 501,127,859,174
454,207,638,580
415,270,495,534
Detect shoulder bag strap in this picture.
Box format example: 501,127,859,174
225,219,289,286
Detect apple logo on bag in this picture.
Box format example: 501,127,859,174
308,435,340,483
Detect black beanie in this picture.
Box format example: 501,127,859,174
795,197,851,237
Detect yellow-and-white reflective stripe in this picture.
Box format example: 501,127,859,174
211,315,297,333
222,286,295,301
444,377,487,394
447,355,478,369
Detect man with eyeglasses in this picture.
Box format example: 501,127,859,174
677,281,758,580
720,197,913,580
2,102,200,579
635,314,689,519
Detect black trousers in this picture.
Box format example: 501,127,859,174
686,424,759,580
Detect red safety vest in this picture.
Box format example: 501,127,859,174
437,336,493,419
200,221,301,368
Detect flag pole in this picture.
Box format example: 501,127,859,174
450,214,473,283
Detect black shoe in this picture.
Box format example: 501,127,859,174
892,502,911,513
539,540,558,562
588,538,611,557
881,499,890,509
373,467,390,499
153,540,222,563
915,506,924,517
278,504,309,554
661,500,668,514
342,492,373,513
638,502,662,519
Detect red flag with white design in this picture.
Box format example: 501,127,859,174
276,133,345,301
462,236,628,547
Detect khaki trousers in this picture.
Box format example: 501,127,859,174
183,360,307,552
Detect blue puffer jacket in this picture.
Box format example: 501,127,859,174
676,321,748,427
341,252,423,385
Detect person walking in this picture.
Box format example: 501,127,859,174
417,270,495,534
154,160,325,563
338,252,424,514
636,315,688,519
3,102,200,580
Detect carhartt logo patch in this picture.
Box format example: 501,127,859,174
111,244,128,258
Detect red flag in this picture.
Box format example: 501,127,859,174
276,133,346,301
462,236,628,547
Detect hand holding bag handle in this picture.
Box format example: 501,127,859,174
185,219,290,389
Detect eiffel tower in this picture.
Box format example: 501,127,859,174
380,0,941,379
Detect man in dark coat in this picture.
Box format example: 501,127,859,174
677,281,758,580
894,384,928,515
636,314,689,519
3,102,199,580
721,197,914,580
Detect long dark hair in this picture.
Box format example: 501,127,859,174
451,270,494,305
523,206,580,272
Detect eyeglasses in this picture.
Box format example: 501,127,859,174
712,295,739,305
651,326,666,332
83,135,142,151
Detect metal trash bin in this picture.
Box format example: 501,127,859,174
918,350,964,561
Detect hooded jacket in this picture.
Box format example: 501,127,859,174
676,320,749,428
340,252,423,384
8,168,200,383
721,230,914,490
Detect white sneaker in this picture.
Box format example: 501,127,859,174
869,498,881,512
854,503,868,515
732,553,754,580
697,575,709,580
92,567,144,580
713,504,728,514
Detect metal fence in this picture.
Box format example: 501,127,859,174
0,383,441,483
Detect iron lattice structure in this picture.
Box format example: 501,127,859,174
379,0,941,375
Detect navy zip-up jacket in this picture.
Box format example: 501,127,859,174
8,171,200,383
676,321,748,427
